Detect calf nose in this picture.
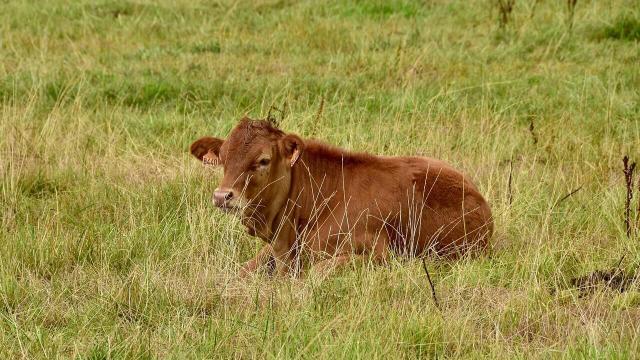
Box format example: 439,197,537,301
213,189,234,207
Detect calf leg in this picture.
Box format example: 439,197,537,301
271,240,300,277
308,234,390,278
308,254,356,278
238,244,274,277
308,251,388,278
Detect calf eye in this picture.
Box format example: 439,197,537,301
258,158,270,167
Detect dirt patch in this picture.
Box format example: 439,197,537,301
570,268,639,297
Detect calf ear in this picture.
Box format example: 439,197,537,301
190,137,224,166
280,134,304,167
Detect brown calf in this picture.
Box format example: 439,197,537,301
191,117,493,276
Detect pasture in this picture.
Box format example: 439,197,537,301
1,0,640,358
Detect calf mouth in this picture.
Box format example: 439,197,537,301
217,205,238,213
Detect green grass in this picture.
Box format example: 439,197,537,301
1,0,640,358
598,14,640,41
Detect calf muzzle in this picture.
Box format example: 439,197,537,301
213,189,234,209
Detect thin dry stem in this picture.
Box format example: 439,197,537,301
623,156,635,238
422,258,441,310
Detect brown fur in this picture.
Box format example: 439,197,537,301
190,117,493,276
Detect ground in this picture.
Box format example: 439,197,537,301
1,0,640,358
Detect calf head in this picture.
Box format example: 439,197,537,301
190,117,304,231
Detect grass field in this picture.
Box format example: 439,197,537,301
2,0,640,358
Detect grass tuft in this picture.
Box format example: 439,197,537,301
599,15,640,41
191,42,222,54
